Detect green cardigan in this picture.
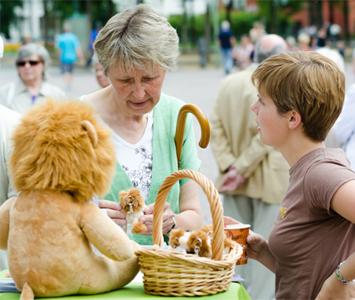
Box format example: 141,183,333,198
103,93,201,245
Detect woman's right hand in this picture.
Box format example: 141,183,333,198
98,199,127,227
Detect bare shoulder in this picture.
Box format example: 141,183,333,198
82,87,111,114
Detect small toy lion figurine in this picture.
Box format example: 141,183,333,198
119,188,147,234
169,224,235,258
0,99,141,300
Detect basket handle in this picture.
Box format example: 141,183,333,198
175,104,210,169
152,169,224,261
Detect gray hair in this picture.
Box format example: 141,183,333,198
94,4,179,76
92,52,99,66
15,43,51,80
254,34,288,63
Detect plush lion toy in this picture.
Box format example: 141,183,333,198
0,99,141,300
169,225,235,258
119,188,147,235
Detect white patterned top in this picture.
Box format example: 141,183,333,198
111,110,154,201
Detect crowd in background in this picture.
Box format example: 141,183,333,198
218,20,350,75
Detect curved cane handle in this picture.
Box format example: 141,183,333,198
175,104,210,169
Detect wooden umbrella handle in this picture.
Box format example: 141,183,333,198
175,104,210,169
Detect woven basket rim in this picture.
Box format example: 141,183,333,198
136,242,243,268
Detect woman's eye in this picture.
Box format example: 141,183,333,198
258,98,264,104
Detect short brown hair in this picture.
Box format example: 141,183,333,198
94,4,179,76
251,51,345,141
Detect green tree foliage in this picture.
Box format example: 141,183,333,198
91,1,117,28
0,0,22,38
257,0,304,36
169,10,259,46
169,13,209,47
52,0,116,28
225,11,260,39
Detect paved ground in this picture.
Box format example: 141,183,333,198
1,55,354,225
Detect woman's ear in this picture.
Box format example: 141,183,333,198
288,110,302,130
81,120,98,147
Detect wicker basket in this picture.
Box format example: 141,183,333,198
135,169,243,297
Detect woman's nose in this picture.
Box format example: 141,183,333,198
132,82,145,100
251,101,258,114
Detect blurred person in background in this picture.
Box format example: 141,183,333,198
218,20,235,75
80,4,203,246
0,43,66,114
197,37,208,68
249,21,266,45
315,39,344,74
249,21,266,62
316,41,344,149
0,36,21,271
335,84,355,171
232,35,253,70
336,40,345,58
92,53,110,89
21,34,32,45
86,21,102,67
56,23,85,91
286,36,297,52
297,33,312,51
316,27,328,48
210,34,289,300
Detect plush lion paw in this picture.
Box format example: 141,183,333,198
131,221,147,234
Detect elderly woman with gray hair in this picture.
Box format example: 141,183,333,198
0,43,66,114
81,4,203,246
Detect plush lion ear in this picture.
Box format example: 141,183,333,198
81,120,98,148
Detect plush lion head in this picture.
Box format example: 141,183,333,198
9,99,116,203
119,188,145,214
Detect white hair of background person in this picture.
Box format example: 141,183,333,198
15,43,52,80
316,47,344,73
254,34,288,63
298,33,311,45
94,4,179,76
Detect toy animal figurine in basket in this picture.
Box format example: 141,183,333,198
169,224,236,258
135,169,243,297
119,188,147,235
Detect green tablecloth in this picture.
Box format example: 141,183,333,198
0,270,251,299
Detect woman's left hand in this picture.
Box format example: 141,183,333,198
316,273,355,300
139,202,175,236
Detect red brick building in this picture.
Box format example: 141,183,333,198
244,0,355,35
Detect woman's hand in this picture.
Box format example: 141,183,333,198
223,216,275,272
139,202,175,236
316,273,355,300
224,216,266,261
98,199,127,227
